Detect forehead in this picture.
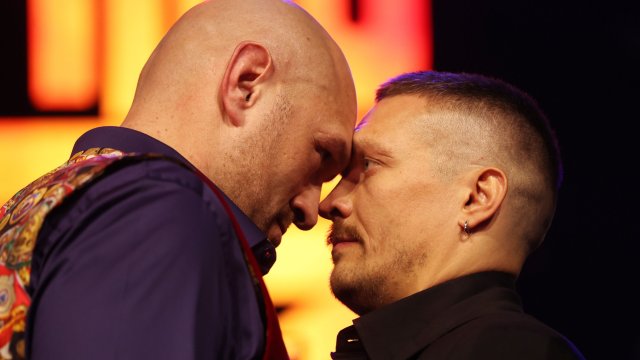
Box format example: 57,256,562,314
355,95,431,145
297,84,356,138
296,55,357,127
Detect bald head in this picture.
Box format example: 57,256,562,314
122,0,355,166
125,0,351,123
121,0,357,241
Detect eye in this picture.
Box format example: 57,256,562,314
363,158,372,171
320,149,332,162
363,158,379,172
316,146,342,182
314,140,333,163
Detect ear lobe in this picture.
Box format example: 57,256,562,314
461,168,508,231
220,41,273,127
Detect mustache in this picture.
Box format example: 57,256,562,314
327,222,364,246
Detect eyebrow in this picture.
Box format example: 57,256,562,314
355,137,393,159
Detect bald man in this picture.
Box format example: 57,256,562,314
0,0,356,359
320,71,584,359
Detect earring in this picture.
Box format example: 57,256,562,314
463,220,471,235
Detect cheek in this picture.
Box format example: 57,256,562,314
354,187,406,254
357,177,417,221
277,153,317,189
355,178,450,253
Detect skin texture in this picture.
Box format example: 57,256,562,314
319,94,554,315
121,0,357,245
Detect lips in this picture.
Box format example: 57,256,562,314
329,235,360,262
327,223,363,248
267,220,289,248
269,235,282,248
278,221,288,235
330,236,358,246
274,222,287,247
266,227,282,248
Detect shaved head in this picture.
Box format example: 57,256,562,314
126,0,351,125
121,0,357,242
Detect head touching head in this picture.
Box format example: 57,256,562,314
320,70,561,314
122,0,357,246
376,71,562,253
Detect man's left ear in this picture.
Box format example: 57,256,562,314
220,41,274,127
460,167,508,231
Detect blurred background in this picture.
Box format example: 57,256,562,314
0,0,638,359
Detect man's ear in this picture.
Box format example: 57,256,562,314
460,167,508,231
220,41,273,127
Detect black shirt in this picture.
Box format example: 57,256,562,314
332,271,585,360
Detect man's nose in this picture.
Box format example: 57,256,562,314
319,180,352,221
291,184,322,230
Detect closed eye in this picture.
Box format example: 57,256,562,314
316,145,343,183
321,149,333,162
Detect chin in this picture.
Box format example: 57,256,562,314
267,226,282,239
331,285,375,316
330,270,378,316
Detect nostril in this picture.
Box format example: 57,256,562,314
329,208,343,219
293,207,306,225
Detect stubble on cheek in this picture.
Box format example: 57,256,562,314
328,232,393,315
329,223,428,315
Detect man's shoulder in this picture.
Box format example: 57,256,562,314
70,154,229,214
91,154,205,195
39,154,230,245
422,311,585,360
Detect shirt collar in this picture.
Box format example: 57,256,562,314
211,181,277,274
343,271,520,360
72,126,189,164
72,126,276,273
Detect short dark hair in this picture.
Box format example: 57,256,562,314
376,70,563,252
376,70,563,191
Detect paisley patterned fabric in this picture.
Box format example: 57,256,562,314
0,147,128,359
0,146,288,359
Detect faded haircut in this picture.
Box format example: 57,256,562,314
376,70,563,252
377,70,562,190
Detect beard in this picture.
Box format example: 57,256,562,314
220,93,292,234
328,222,427,316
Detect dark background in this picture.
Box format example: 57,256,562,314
432,0,639,359
1,0,639,358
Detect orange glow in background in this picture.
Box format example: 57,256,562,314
27,0,98,110
0,1,431,359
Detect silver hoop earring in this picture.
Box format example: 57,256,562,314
463,220,471,235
